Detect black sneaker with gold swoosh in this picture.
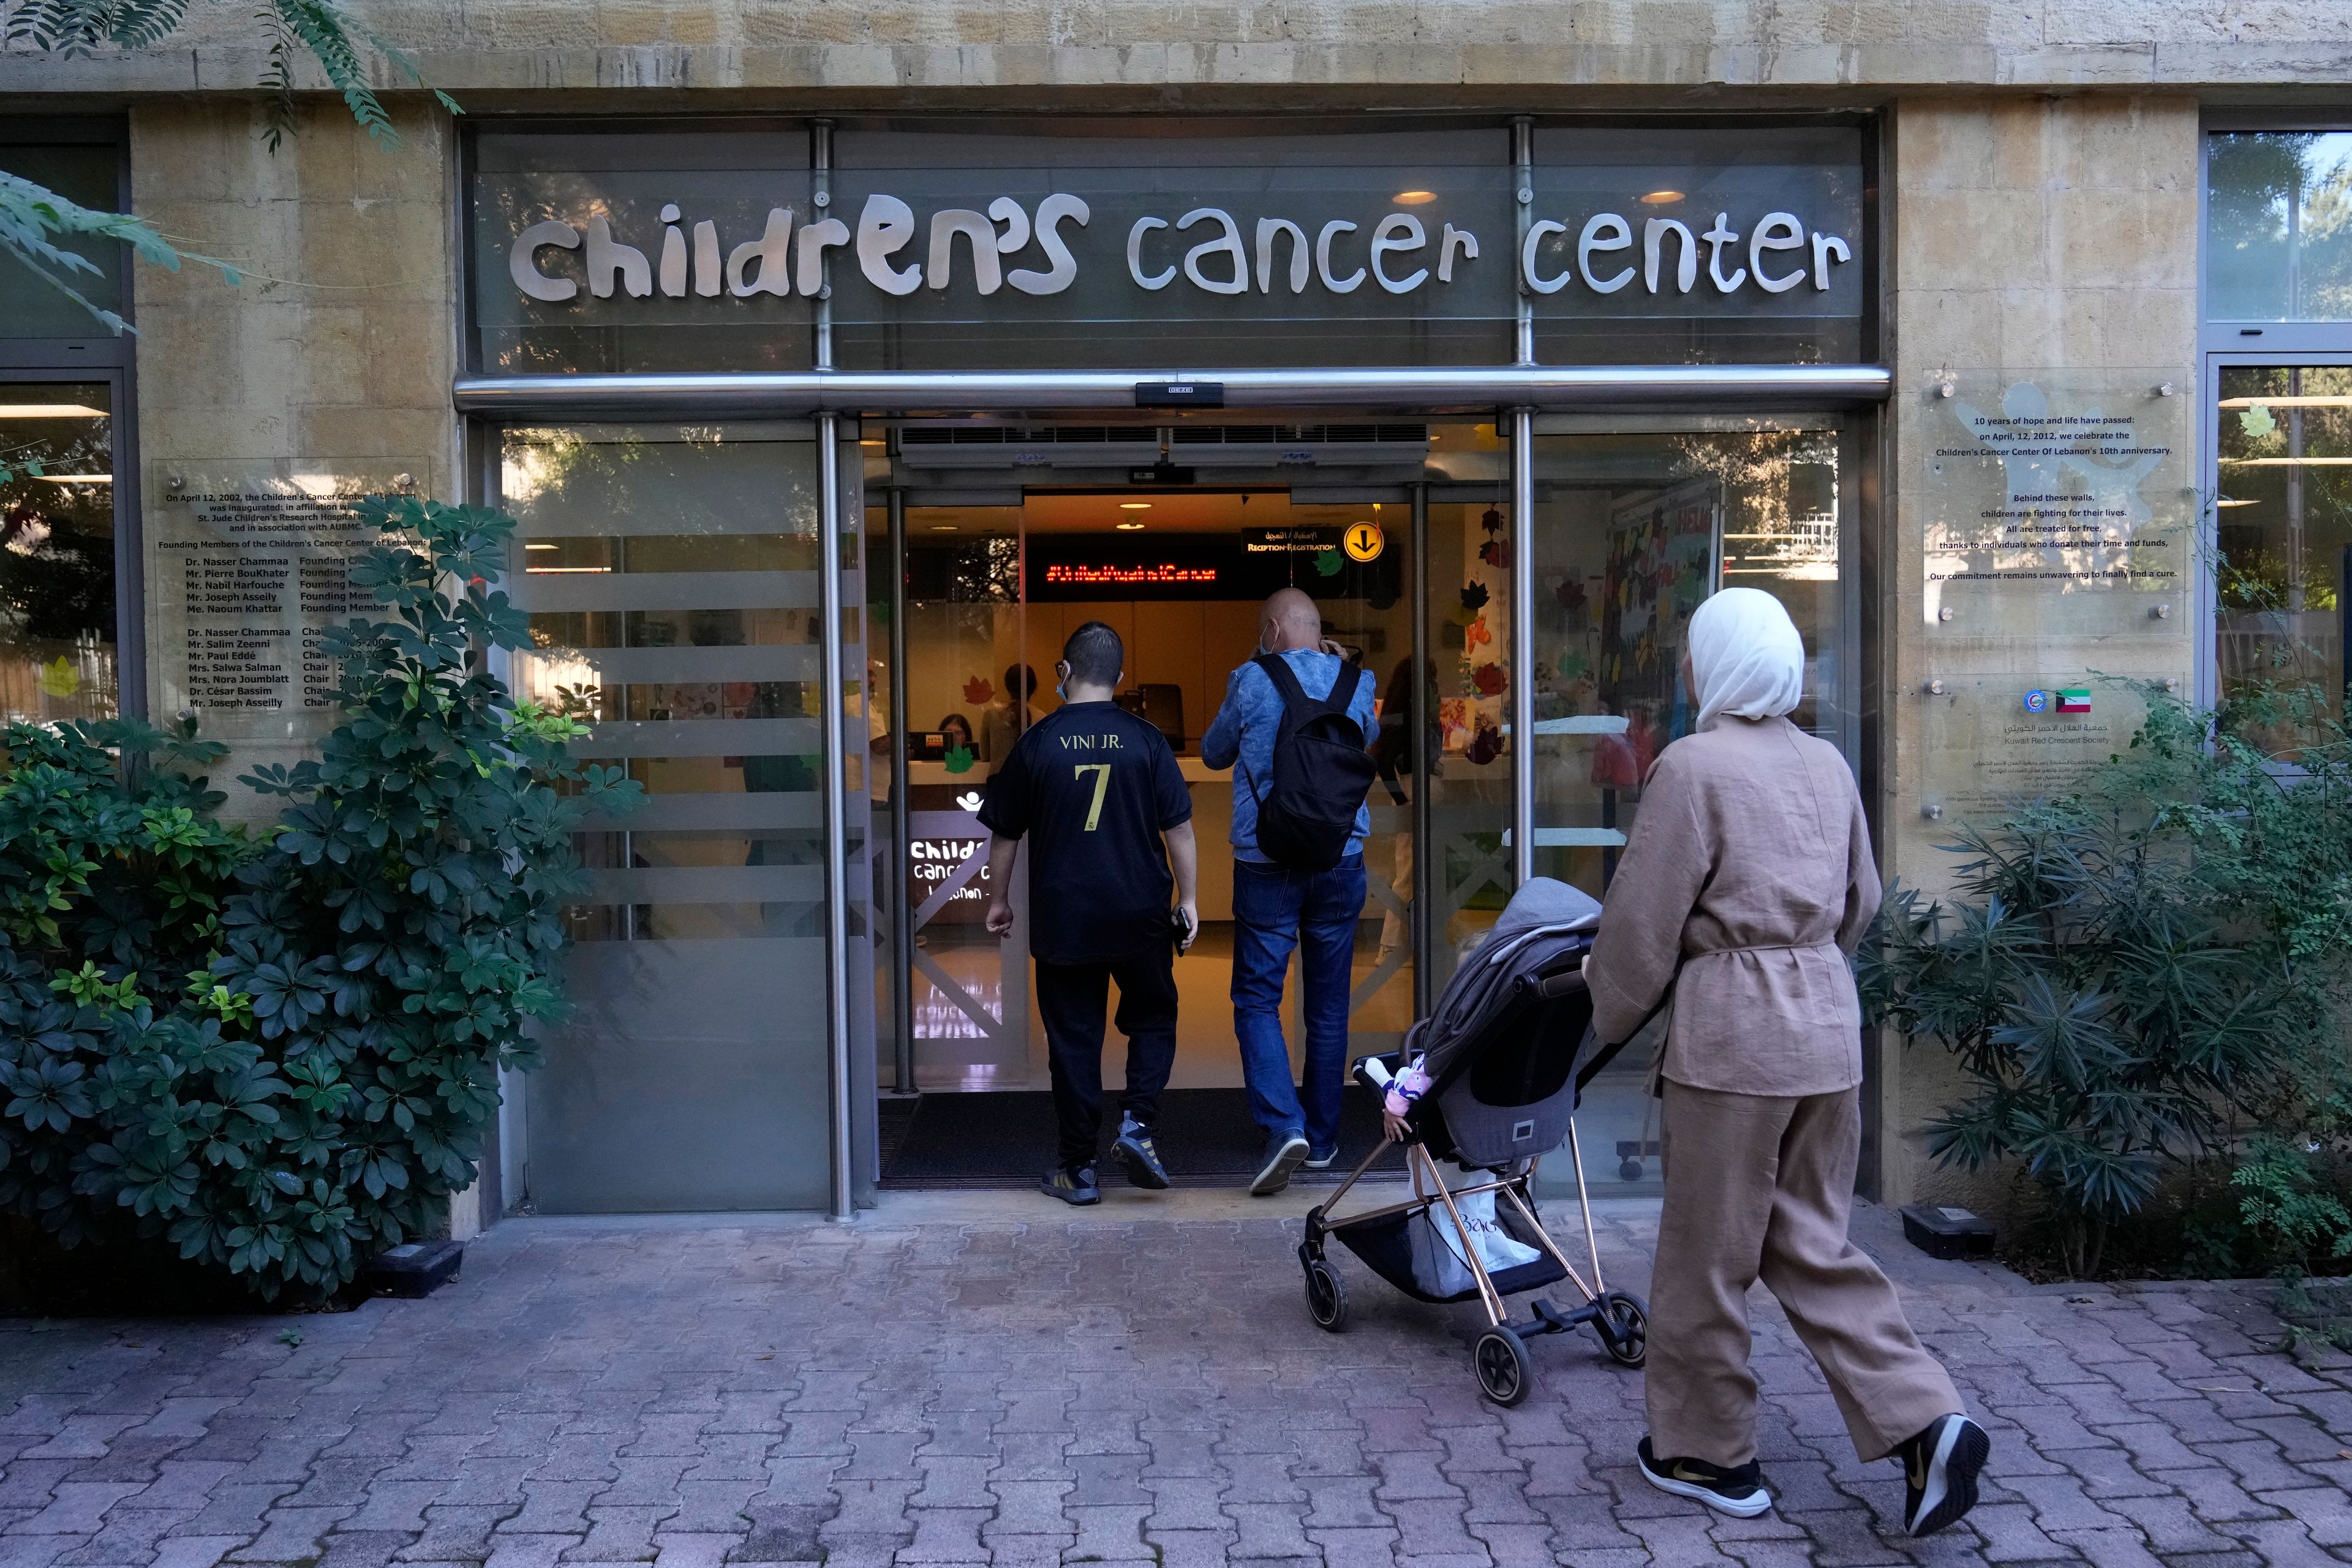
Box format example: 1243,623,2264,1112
1635,1437,1772,1518
1897,1414,1989,1537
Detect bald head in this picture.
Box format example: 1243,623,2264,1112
1259,588,1323,654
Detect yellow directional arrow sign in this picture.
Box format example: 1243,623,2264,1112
1343,521,1385,563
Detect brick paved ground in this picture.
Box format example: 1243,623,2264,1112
4,1191,2351,1568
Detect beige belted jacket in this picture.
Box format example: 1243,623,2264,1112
1585,714,1880,1097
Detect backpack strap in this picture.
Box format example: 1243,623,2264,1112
1251,651,1363,723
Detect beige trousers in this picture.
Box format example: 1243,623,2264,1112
1646,1082,1961,1466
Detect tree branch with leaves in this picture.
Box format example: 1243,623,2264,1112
1,0,459,333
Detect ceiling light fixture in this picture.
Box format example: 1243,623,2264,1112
0,404,105,420
1639,189,1686,205
2215,495,2260,507
930,525,960,532
1393,190,1438,206
1116,522,1147,531
1119,502,1152,510
32,473,111,484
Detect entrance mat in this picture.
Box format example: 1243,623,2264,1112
880,1086,1389,1189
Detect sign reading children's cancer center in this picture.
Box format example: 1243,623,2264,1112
470,127,1866,366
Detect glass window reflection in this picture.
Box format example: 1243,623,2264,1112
0,386,116,726
2214,365,2352,743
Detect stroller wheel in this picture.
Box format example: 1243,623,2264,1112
1618,1158,1644,1182
1473,1327,1533,1406
1598,1290,1648,1369
1303,1258,1348,1332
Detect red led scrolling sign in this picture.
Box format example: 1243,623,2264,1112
1042,562,1221,586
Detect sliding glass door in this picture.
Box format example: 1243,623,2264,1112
499,421,869,1211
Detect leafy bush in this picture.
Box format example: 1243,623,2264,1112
0,496,637,1299
1861,688,2352,1278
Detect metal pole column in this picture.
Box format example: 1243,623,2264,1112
887,487,914,1096
1510,409,1536,888
1410,481,1431,1020
818,417,854,1220
1513,118,1535,368
812,120,834,370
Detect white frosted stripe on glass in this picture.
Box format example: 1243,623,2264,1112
584,717,821,755
581,794,824,832
521,645,820,684
1531,715,1631,736
515,569,823,612
584,865,825,903
1499,827,1629,848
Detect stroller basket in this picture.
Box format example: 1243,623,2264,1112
1330,1201,1567,1306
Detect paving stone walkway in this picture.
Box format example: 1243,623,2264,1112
4,1193,2351,1568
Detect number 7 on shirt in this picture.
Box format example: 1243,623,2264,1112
1072,763,1111,830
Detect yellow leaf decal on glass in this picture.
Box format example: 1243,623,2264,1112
38,657,80,699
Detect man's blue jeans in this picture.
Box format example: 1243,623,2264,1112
1230,855,1366,1158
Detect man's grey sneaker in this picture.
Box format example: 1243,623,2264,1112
1041,1164,1100,1205
1113,1115,1170,1189
1637,1437,1773,1518
1250,1131,1311,1196
1898,1414,1988,1537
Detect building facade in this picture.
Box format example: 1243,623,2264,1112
3,5,2344,1223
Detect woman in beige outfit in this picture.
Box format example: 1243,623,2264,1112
1585,587,1988,1538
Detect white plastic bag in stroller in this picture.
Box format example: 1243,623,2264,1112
1431,1177,1542,1278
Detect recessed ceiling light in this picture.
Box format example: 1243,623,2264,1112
1393,190,1438,206
2215,496,2260,507
1116,522,1147,531
1640,189,1686,205
1119,502,1152,510
32,473,111,484
524,542,559,550
0,404,105,420
930,525,959,532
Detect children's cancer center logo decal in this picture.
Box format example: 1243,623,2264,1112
504,185,1855,317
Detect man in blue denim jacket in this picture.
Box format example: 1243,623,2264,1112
1200,587,1378,1195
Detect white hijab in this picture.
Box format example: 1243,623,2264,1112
1687,587,1805,732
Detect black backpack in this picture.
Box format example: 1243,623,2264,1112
1241,652,1378,871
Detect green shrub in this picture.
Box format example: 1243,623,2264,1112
0,496,638,1300
1861,687,2351,1279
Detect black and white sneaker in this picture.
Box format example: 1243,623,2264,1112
1250,1131,1311,1196
1041,1164,1101,1206
1898,1414,1988,1537
1113,1116,1170,1189
1636,1437,1773,1518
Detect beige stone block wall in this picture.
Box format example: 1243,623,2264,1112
130,99,459,821
1875,93,2201,1210
7,1,2352,100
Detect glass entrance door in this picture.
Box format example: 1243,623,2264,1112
499,421,869,1212
1526,417,1855,1193
877,481,1439,1109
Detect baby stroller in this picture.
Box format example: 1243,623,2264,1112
1298,877,1649,1406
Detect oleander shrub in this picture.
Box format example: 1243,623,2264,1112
1861,686,2352,1281
0,496,638,1300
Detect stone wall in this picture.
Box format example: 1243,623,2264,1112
6,1,2351,102
129,99,459,820
1875,93,2201,1209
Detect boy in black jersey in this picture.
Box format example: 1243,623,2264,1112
979,622,1200,1204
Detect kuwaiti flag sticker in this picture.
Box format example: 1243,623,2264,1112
2056,689,2092,713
